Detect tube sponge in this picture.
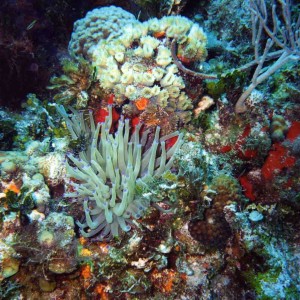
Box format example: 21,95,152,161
57,105,183,240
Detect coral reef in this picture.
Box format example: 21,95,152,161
188,173,241,249
90,12,207,115
267,61,300,105
228,202,300,300
234,0,300,113
0,1,300,299
37,212,75,250
11,94,54,150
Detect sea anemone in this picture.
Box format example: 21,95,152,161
57,105,183,240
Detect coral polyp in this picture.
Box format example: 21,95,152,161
57,105,183,239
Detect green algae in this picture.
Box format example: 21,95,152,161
206,69,246,100
244,267,281,300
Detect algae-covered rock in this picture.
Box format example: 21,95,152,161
38,230,55,248
38,277,57,292
118,269,151,294
1,161,17,174
48,256,77,274
37,212,75,248
0,240,20,281
0,110,17,151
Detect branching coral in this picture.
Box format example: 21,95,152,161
235,0,300,113
57,105,183,239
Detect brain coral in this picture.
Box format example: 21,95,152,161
68,6,139,59
57,105,183,239
188,208,231,249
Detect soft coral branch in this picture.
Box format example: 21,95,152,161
235,0,300,113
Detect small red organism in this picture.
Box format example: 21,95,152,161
111,108,120,123
286,121,300,141
131,116,140,128
135,97,149,110
217,124,258,159
94,107,120,124
260,121,300,180
240,149,258,159
4,181,21,194
94,283,109,300
219,145,232,153
239,175,256,201
94,108,108,124
261,143,296,180
150,268,178,293
153,31,166,38
107,93,115,105
235,125,258,160
165,136,178,150
177,54,192,65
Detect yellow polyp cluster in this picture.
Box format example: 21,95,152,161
81,248,93,257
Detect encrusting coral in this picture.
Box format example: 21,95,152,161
57,105,183,239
